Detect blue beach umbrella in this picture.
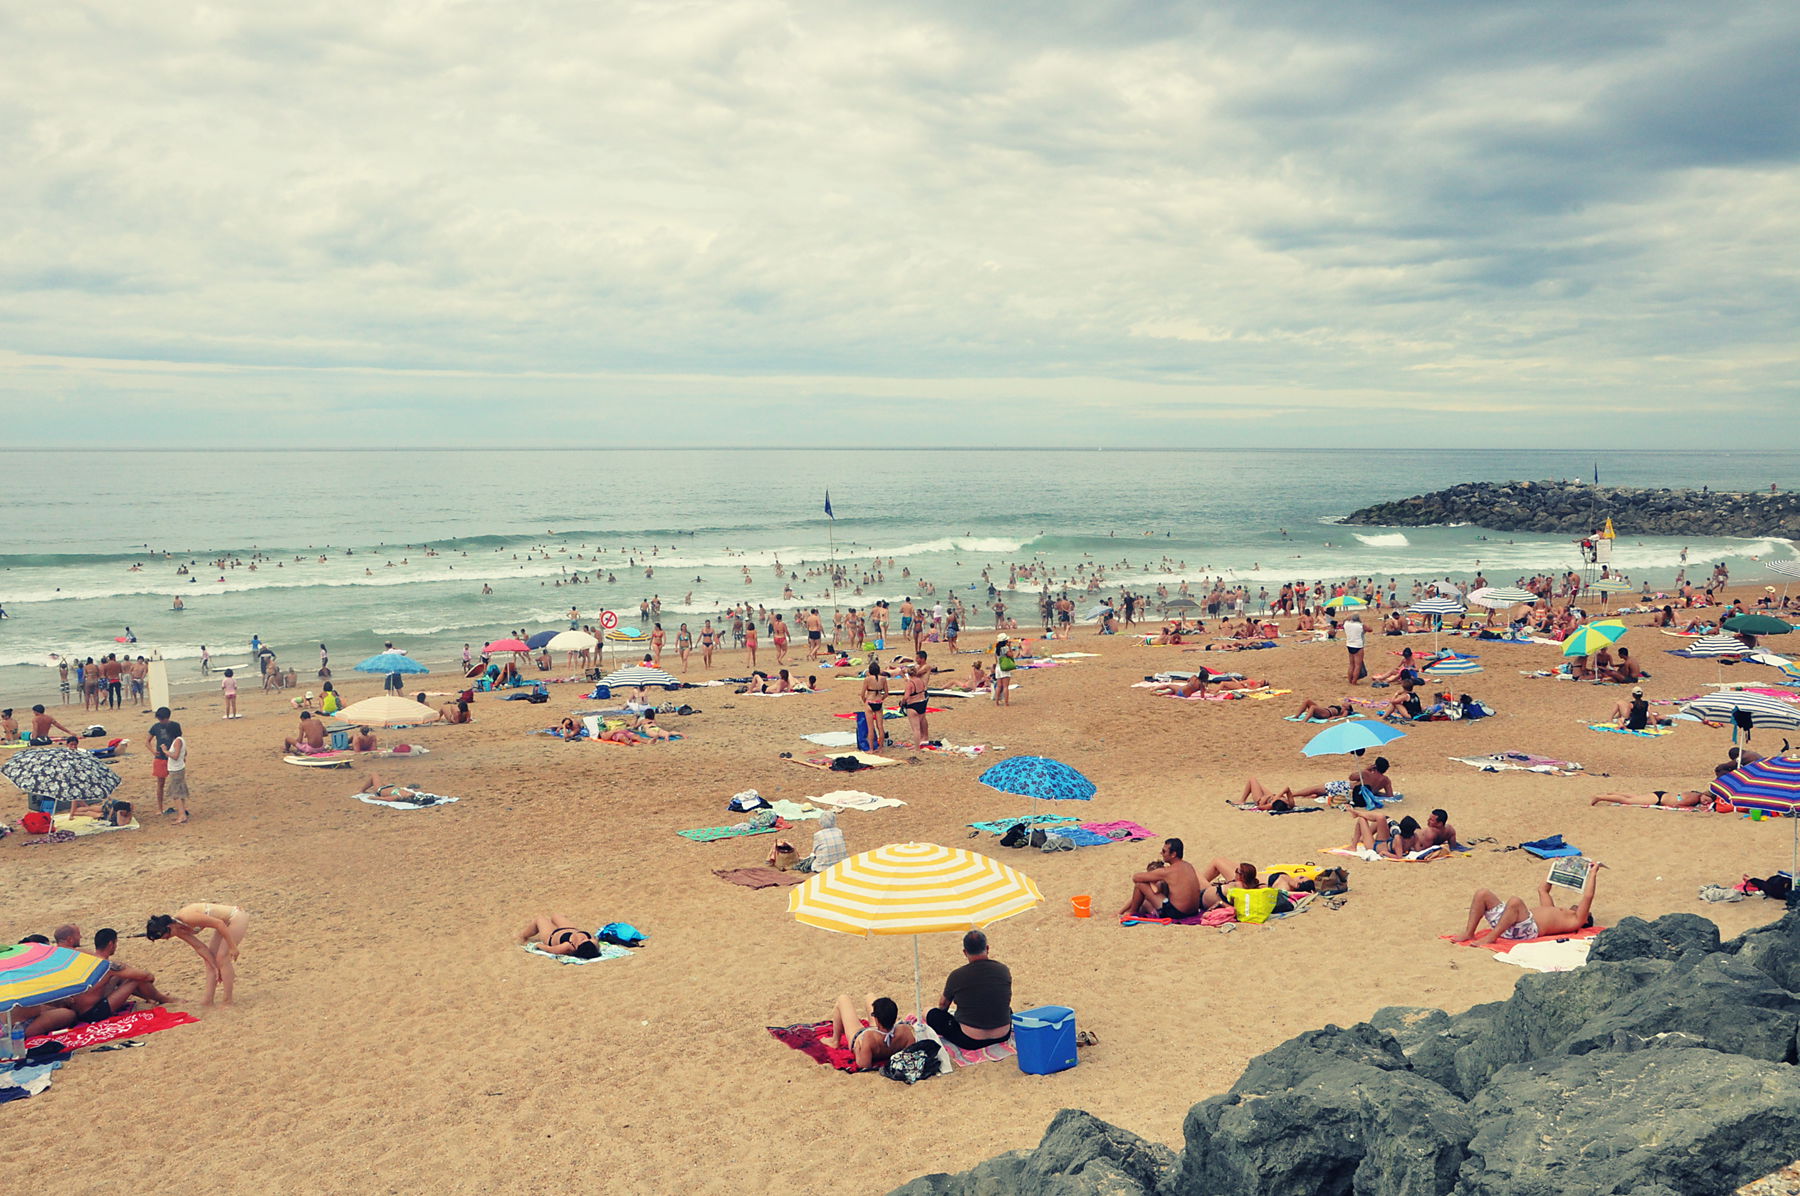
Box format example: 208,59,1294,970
1302,719,1406,757
978,755,1096,817
525,630,559,650
1425,656,1484,676
355,652,428,675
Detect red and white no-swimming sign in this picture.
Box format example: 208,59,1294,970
600,610,620,629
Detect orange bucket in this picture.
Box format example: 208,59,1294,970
1070,895,1091,918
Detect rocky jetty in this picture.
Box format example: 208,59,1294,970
1343,481,1800,538
892,909,1800,1196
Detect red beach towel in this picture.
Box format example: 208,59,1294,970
27,1005,198,1051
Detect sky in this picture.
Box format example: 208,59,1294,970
2,1,1797,448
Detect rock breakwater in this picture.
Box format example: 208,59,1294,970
1344,481,1800,538
893,909,1800,1196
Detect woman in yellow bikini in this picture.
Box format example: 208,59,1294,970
145,902,251,1006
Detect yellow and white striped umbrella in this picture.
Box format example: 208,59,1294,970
787,842,1043,937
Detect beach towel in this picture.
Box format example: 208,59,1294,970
933,1034,1019,1068
768,799,823,822
1587,722,1673,738
1283,714,1349,724
283,753,354,767
1123,904,1240,927
1079,820,1155,842
522,942,632,964
51,814,140,836
25,1006,198,1052
1441,926,1605,955
968,815,1078,834
769,1016,921,1071
1043,826,1117,847
1519,835,1582,859
1325,844,1469,862
1450,752,1583,776
677,821,787,842
714,867,805,889
1492,938,1595,972
368,745,430,758
353,792,458,810
788,752,903,771
801,731,859,748
0,1060,61,1102
809,790,905,811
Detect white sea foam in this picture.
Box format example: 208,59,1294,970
1352,533,1411,548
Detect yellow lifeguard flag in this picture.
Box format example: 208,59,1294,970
1601,518,1616,539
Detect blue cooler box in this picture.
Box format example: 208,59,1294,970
1013,1005,1078,1075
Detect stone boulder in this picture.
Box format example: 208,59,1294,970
1367,1003,1503,1093
1451,959,1672,1097
1454,1049,1800,1196
1588,913,1722,963
1176,1057,1472,1196
1722,905,1800,993
1229,1022,1408,1094
890,1109,1175,1196
1559,951,1800,1063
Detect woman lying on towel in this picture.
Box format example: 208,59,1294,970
828,994,917,1072
549,717,588,740
515,914,604,959
1590,789,1708,809
1349,812,1446,860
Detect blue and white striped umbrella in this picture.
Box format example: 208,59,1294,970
1685,634,1752,657
1680,692,1800,731
1468,586,1536,609
1589,578,1633,593
597,665,679,690
1409,597,1465,616
1425,656,1483,676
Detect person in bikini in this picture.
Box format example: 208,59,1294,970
1292,696,1353,720
1261,756,1395,808
144,902,251,1006
1454,861,1605,946
515,914,604,959
1120,838,1209,919
860,661,889,749
827,994,917,1072
1590,789,1708,809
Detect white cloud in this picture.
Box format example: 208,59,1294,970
1,0,1795,446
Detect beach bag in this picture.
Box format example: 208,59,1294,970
830,755,867,772
999,823,1030,849
22,812,53,834
727,789,768,813
597,922,646,946
855,711,876,753
998,653,1016,672
1229,887,1281,924
880,1041,942,1085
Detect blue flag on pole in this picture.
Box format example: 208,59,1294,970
824,490,834,520
1593,461,1599,485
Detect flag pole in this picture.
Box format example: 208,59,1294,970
825,490,838,625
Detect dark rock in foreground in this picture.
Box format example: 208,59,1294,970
1341,480,1800,538
892,907,1800,1196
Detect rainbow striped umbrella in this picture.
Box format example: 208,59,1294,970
1562,623,1627,657
1711,755,1800,879
0,942,110,1013
788,842,1042,1016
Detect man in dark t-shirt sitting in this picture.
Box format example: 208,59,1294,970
924,929,1012,1051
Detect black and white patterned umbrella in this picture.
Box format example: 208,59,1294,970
1,747,122,803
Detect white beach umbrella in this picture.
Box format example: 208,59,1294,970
1679,692,1800,743
1468,586,1536,610
546,629,597,652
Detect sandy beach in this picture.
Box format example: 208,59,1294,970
6,593,1793,1195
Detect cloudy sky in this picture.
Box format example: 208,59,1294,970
3,1,1796,447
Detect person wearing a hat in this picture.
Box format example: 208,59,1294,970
1610,686,1672,732
992,636,1016,706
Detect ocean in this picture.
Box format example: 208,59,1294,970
1,448,1795,703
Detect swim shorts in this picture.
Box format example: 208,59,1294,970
901,617,912,630
1324,780,1351,798
1160,900,1197,920
808,631,821,641
1483,904,1540,941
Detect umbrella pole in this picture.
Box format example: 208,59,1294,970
913,935,924,1024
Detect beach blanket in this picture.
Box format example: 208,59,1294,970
1441,926,1605,955
801,731,859,748
1493,938,1595,972
353,792,458,810
714,867,805,889
968,815,1078,834
809,790,905,811
768,799,824,822
368,745,430,758
1044,826,1118,847
1325,844,1470,863
0,1060,61,1102
788,752,903,771
1079,820,1155,842
1588,723,1673,738
768,1020,857,1070
1051,652,1101,659
1450,752,1583,776
25,1006,198,1052
914,741,991,757
283,753,354,767
677,820,789,842
1519,834,1581,859
933,1034,1018,1068
51,814,140,836
522,942,633,964
1283,714,1350,724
